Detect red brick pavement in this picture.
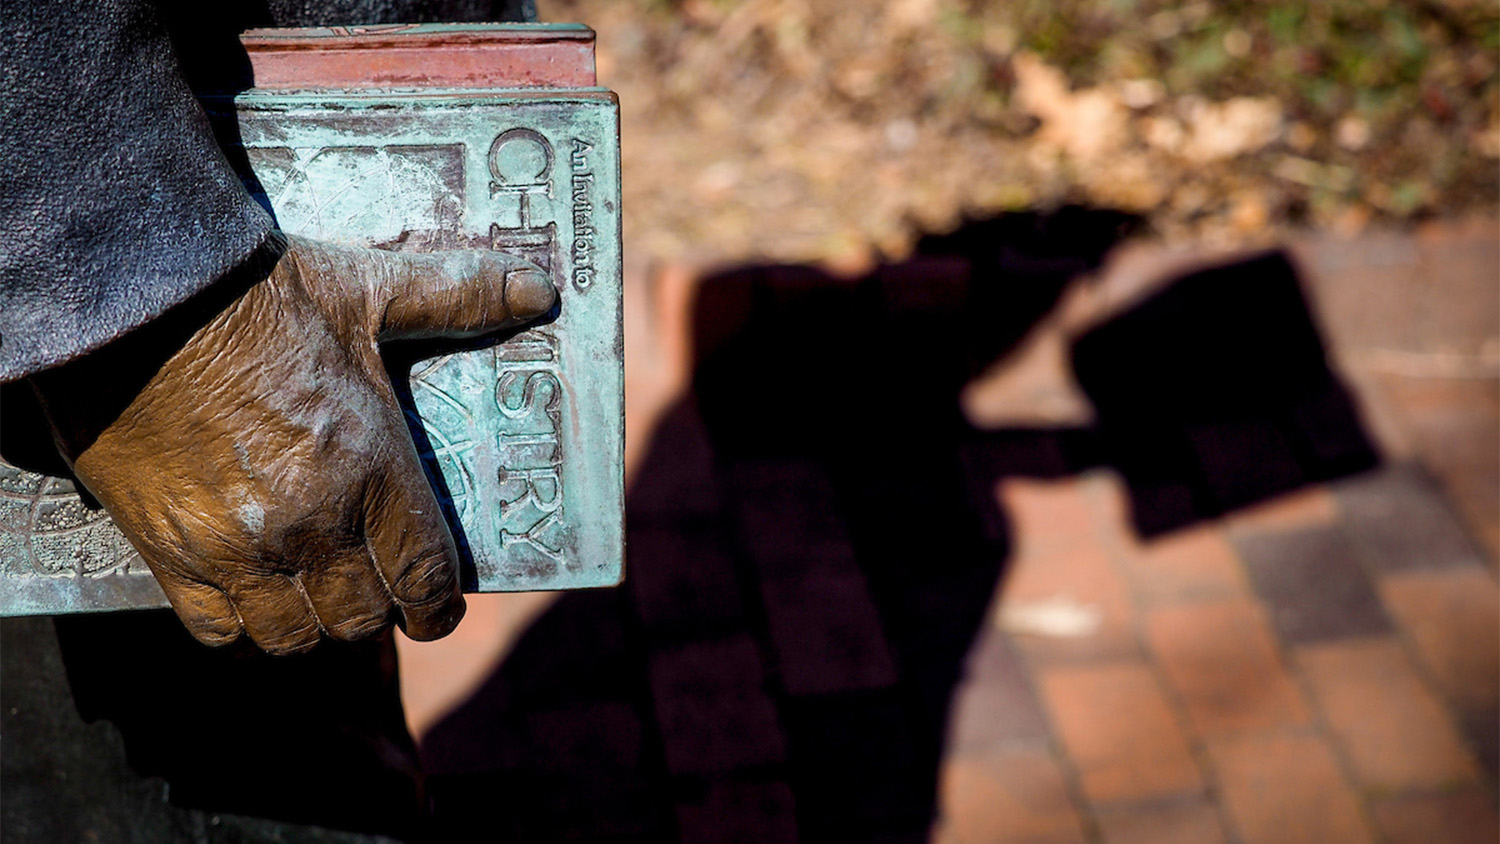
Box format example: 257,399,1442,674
932,220,1499,842
396,219,1499,843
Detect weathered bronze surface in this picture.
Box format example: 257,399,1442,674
0,24,623,617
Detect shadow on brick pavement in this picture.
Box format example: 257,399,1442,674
419,210,1385,843
0,210,1400,843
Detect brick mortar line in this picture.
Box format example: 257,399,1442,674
1003,634,1111,844
1281,637,1412,844
979,475,1118,843
1089,474,1374,844
1083,473,1238,844
1057,472,1135,843
1212,504,1399,839
1235,507,1438,844
1112,552,1247,844
1326,498,1500,800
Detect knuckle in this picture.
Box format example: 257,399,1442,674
256,623,323,656
391,549,458,604
160,581,244,646
237,587,323,655
325,611,394,642
187,623,243,648
401,594,466,641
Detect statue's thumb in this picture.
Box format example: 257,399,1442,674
373,249,557,341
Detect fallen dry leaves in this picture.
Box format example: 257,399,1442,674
544,0,1499,266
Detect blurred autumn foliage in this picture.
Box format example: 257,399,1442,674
545,0,1499,263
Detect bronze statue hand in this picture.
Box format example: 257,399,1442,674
30,235,557,654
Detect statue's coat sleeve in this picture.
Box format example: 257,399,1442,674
0,0,277,382
0,0,531,383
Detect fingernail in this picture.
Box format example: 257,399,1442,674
504,268,557,318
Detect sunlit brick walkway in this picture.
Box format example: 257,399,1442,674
398,217,1498,843
938,470,1496,844
932,219,1498,844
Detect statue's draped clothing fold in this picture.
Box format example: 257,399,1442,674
0,0,275,381
0,0,526,381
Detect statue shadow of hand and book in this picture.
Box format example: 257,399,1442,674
3,208,1379,843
